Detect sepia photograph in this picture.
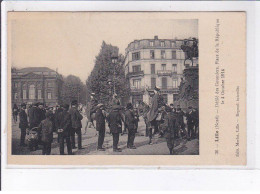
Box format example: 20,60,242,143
10,12,199,156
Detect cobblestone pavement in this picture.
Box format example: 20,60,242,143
11,116,199,155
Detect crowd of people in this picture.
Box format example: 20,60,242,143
13,87,199,155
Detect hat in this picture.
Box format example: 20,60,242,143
170,103,174,106
97,103,104,108
91,93,95,96
154,86,160,92
33,102,38,106
126,103,133,109
71,100,78,105
188,106,193,109
21,103,26,107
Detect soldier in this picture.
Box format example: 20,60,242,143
19,103,28,146
146,87,165,144
125,103,137,149
107,105,124,152
58,104,73,155
95,104,106,151
69,100,84,149
163,106,178,155
186,106,195,139
38,111,54,155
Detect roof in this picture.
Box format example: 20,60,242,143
16,67,56,73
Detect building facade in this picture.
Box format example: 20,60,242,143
11,67,63,107
124,36,198,106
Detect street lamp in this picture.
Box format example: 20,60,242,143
111,56,118,95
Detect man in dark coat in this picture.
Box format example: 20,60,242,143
58,104,73,155
163,106,178,155
186,106,195,139
28,102,41,129
69,100,83,149
89,93,98,124
38,103,46,122
95,104,106,151
107,105,124,152
176,106,189,140
125,103,137,149
192,108,199,138
19,103,28,146
38,111,53,155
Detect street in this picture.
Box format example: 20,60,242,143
12,116,199,155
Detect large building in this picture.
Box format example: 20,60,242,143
11,67,63,107
123,36,198,106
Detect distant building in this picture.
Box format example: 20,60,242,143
11,67,63,107
123,36,198,106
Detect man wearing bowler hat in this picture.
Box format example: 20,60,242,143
69,100,83,149
95,103,106,151
125,103,137,149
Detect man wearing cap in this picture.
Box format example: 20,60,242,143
125,103,137,149
69,100,84,149
146,87,165,144
107,105,124,152
28,102,41,129
19,103,28,146
58,104,73,155
95,103,106,151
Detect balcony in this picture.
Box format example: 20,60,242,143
127,71,144,78
130,86,145,93
157,70,172,76
147,86,179,94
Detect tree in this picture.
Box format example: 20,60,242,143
61,75,86,105
86,41,130,106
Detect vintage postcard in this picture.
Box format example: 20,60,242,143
6,12,246,166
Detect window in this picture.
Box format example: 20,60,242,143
23,90,27,99
172,51,176,59
160,41,165,47
151,78,156,89
132,52,140,61
47,92,52,99
132,65,141,72
29,85,35,99
150,50,155,59
149,41,154,47
38,90,42,99
14,82,18,88
151,64,155,74
161,50,166,59
173,79,178,88
14,92,18,99
162,94,168,104
171,41,176,47
172,64,177,72
133,79,141,89
161,64,166,70
162,77,168,89
47,82,53,87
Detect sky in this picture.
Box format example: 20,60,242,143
10,12,198,82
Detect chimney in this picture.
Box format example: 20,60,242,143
154,35,158,40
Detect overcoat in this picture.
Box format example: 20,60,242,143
107,109,123,134
125,109,136,132
95,108,106,132
38,119,53,143
164,112,178,139
19,109,28,129
147,93,164,122
69,107,83,129
59,110,72,137
28,106,41,128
